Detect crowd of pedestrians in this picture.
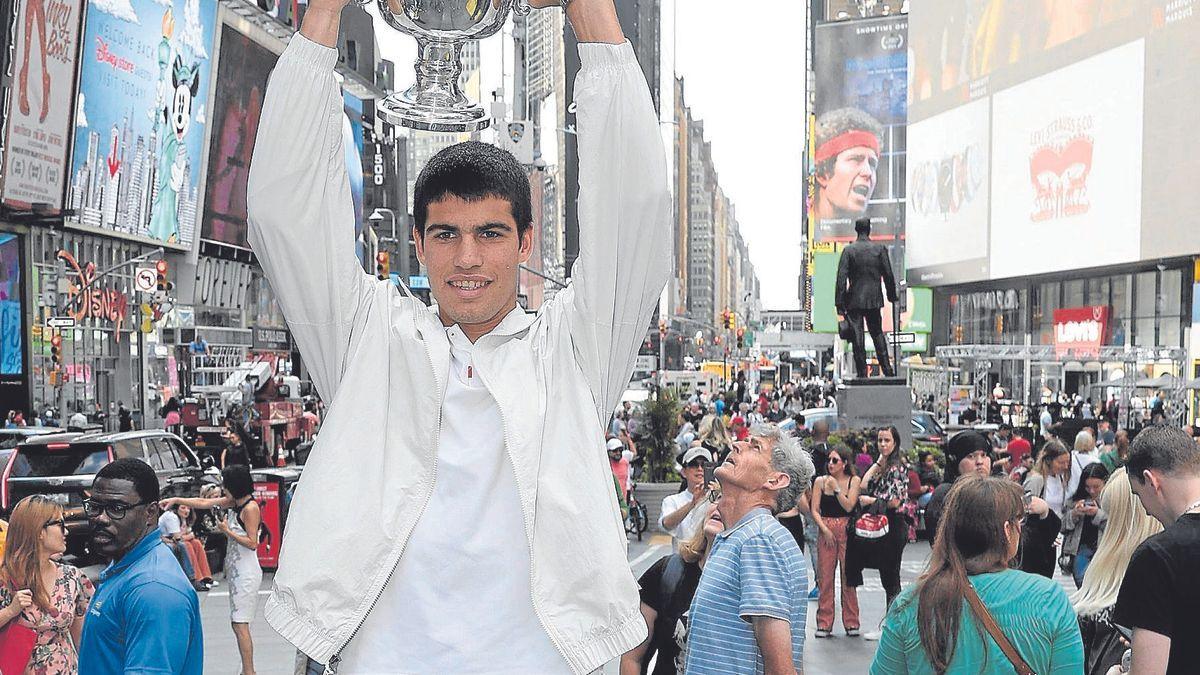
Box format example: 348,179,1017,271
0,458,263,674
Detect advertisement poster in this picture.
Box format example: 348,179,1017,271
0,234,23,375
990,41,1144,281
343,92,366,258
1,0,85,209
253,480,281,570
201,24,280,249
905,98,991,285
812,16,907,244
69,0,218,248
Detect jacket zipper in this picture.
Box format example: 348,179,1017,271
325,338,445,674
474,362,576,674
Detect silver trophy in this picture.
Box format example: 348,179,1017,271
352,0,530,132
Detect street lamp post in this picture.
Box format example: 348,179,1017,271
368,208,406,278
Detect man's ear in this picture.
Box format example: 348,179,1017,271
518,225,534,265
766,471,791,492
413,225,426,266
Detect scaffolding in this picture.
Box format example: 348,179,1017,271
933,344,1188,428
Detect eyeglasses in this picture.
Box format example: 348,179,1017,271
83,499,152,521
828,456,842,465
685,460,710,469
43,518,67,531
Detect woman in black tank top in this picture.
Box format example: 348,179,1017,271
811,445,863,637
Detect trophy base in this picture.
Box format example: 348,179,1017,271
377,93,491,133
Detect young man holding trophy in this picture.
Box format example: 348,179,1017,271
246,0,671,672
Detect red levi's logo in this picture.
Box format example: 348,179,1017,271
1053,306,1109,358
1028,116,1094,222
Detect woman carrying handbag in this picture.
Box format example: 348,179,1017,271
0,496,95,675
869,476,1084,674
846,426,911,640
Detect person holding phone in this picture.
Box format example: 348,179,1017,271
660,447,716,550
1062,463,1111,588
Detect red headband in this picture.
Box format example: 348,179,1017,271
815,130,881,163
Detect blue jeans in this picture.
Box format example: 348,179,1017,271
1072,544,1095,588
167,540,195,580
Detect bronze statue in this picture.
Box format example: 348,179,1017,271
835,217,898,378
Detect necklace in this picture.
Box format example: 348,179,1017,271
1182,497,1200,518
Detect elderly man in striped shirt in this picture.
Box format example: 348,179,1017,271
685,424,815,675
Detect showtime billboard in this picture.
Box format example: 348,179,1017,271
905,2,1199,286
1053,306,1109,358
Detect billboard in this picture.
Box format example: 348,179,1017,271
907,1,1200,286
812,16,907,244
68,0,218,249
1,0,85,210
201,24,280,250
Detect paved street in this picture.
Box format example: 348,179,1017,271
203,535,1081,673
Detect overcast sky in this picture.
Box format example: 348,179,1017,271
368,2,807,310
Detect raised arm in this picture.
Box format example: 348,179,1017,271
556,0,673,427
246,2,376,403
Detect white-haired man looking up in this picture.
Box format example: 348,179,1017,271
686,424,815,675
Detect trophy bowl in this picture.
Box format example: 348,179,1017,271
361,0,528,132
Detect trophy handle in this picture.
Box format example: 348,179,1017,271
512,0,531,17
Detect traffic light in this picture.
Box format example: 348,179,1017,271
50,332,62,369
658,319,667,337
728,312,737,330
156,259,168,292
720,311,729,329
376,251,390,280
737,327,745,349
954,324,965,343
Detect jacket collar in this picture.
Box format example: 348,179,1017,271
99,530,162,583
427,303,536,344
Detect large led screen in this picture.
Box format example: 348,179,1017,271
905,1,1200,286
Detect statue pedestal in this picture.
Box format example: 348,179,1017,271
836,378,914,451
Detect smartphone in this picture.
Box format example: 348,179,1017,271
703,464,715,486
1085,499,1097,508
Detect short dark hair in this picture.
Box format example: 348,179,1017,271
95,458,160,503
1127,424,1200,482
854,217,871,234
413,141,532,238
221,465,255,500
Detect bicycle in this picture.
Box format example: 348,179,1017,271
625,481,649,541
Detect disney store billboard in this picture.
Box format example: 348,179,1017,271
67,0,218,249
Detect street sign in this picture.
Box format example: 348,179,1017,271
887,332,917,345
46,317,76,329
134,267,157,293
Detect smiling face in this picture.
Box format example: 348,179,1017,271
415,195,533,340
818,146,878,217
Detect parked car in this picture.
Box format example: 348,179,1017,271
0,426,66,450
1,430,217,567
779,409,947,447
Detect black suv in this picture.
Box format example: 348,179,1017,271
1,430,215,566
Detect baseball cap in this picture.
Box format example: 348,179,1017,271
680,446,713,466
606,438,624,452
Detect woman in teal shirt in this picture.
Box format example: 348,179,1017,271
870,476,1084,674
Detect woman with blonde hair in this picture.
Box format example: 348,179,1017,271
1070,469,1163,674
695,414,733,462
621,504,724,675
0,495,94,674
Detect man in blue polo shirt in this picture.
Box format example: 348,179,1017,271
78,458,203,675
686,424,814,675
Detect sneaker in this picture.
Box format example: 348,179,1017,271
815,629,832,638
863,630,882,641
845,628,861,637
807,586,820,600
